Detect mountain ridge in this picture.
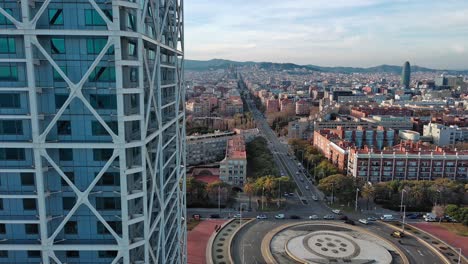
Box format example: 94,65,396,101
184,58,468,74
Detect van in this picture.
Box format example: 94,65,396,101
424,213,437,222
380,215,395,221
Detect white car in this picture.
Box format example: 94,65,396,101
274,214,285,219
358,219,369,225
309,215,319,220
256,214,268,220
332,209,341,214
312,195,318,201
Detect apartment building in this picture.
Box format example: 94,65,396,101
219,136,247,186
347,141,468,183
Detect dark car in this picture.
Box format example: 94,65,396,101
290,215,301,219
344,219,355,225
210,214,221,219
338,215,348,220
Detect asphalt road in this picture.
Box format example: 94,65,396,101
231,219,444,264
239,79,331,217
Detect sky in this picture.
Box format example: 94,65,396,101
185,0,468,69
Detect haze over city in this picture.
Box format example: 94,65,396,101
186,0,468,69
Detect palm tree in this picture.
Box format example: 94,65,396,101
244,182,255,210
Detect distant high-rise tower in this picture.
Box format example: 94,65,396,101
401,61,411,88
0,0,186,263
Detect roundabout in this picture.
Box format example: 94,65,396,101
262,221,408,264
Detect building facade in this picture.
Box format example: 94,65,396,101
347,142,467,183
423,123,464,147
219,136,247,186
0,1,186,263
187,132,235,166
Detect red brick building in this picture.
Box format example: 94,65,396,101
350,106,414,118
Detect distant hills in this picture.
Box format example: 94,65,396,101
185,59,468,74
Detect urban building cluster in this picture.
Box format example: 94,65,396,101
240,62,467,183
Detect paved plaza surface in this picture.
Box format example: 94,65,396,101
270,223,398,264
411,223,468,258
187,219,227,264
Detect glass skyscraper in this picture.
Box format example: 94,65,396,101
0,0,186,263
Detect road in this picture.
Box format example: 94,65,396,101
239,78,330,216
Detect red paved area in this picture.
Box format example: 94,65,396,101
411,222,468,257
188,219,227,264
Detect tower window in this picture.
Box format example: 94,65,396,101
90,94,117,109
61,172,75,186
0,93,20,108
0,9,13,25
96,197,121,210
62,197,76,210
0,37,15,54
51,38,65,54
53,66,67,81
23,199,36,210
84,9,112,26
0,120,23,135
25,224,38,234
87,38,114,55
48,9,63,25
0,66,18,81
59,148,73,161
64,221,78,234
57,121,71,135
20,173,35,186
0,148,25,160
93,149,114,161
89,67,116,82
66,251,79,258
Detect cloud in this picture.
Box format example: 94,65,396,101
185,0,468,68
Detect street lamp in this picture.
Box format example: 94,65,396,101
262,187,265,211
331,182,335,205
355,188,360,212
400,189,407,232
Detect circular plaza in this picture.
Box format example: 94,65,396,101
263,222,408,264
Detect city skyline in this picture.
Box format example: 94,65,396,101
185,0,468,69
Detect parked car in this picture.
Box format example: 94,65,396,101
312,195,318,201
290,215,301,219
391,231,405,238
305,186,309,190
283,193,289,197
275,214,285,219
332,209,341,214
309,215,319,220
338,215,348,220
289,193,295,196
256,214,268,220
405,213,420,219
344,219,355,225
300,178,304,182
359,219,369,225
367,217,377,221
323,214,335,220
381,215,395,221
210,214,220,219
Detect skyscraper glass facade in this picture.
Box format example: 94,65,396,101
0,0,186,263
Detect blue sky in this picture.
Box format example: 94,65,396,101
185,0,468,69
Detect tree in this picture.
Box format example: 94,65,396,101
244,181,255,210
318,174,357,202
432,205,445,223
361,183,375,210
186,177,206,205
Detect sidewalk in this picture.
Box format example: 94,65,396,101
187,219,227,264
411,222,468,258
